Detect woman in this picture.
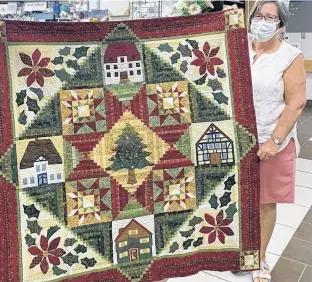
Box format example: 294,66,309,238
248,1,306,281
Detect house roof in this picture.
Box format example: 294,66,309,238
20,139,62,169
104,42,141,64
115,219,152,242
196,123,232,146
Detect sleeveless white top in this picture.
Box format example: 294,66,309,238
248,34,302,155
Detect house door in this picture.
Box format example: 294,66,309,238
129,248,139,262
120,71,129,83
38,173,48,186
210,152,221,165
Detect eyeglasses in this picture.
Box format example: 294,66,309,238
253,15,279,23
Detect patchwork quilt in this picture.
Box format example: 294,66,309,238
0,9,260,282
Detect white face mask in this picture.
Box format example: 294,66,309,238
250,19,280,42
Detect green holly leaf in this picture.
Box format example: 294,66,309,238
216,67,226,78
213,92,229,105
73,46,89,59
193,237,203,248
220,192,232,208
52,265,67,276
47,225,60,240
16,90,27,106
23,204,40,219
62,252,79,267
59,47,71,56
183,239,193,250
18,110,27,125
169,242,179,253
209,193,219,209
66,59,80,70
225,202,238,219
170,52,181,64
74,244,87,254
180,60,188,73
26,96,40,114
194,74,207,85
30,88,44,101
158,43,174,53
55,69,72,82
224,175,236,191
208,78,223,92
180,227,195,238
27,220,42,235
64,238,77,247
81,257,97,269
186,39,199,49
189,216,203,227
51,56,64,65
25,234,36,247
177,43,192,57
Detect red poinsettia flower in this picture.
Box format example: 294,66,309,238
191,42,223,76
199,210,234,244
18,49,55,87
28,235,65,274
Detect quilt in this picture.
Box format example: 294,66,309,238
0,9,260,282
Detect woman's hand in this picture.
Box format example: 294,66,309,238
257,139,280,161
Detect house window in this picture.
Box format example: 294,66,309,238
106,65,110,70
36,165,40,172
30,177,35,184
140,248,150,254
42,164,46,171
130,70,134,76
50,174,55,181
114,65,118,70
57,173,62,180
120,57,125,63
107,72,111,78
23,178,28,185
119,241,127,248
136,62,140,67
119,251,128,258
128,229,139,235
140,238,149,244
129,63,133,68
114,72,118,77
38,173,48,186
137,70,141,75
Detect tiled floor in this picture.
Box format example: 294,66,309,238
166,107,312,282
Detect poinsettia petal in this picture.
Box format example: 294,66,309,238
193,49,205,60
206,62,215,76
26,72,36,87
203,42,211,57
210,57,224,66
40,257,49,274
38,57,50,68
40,235,49,251
199,64,206,75
204,213,216,226
30,255,43,269
48,237,60,251
35,72,44,87
209,46,220,57
48,254,60,265
39,68,55,77
218,230,225,244
32,49,41,66
221,218,233,226
28,246,42,256
191,58,205,66
220,226,234,236
49,248,66,257
18,67,32,77
19,53,33,67
199,226,214,234
216,210,224,224
208,230,217,244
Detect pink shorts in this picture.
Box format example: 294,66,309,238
260,139,296,204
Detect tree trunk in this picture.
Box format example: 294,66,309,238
127,169,137,185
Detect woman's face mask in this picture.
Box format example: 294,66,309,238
250,19,280,42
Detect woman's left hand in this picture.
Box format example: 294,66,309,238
257,139,280,161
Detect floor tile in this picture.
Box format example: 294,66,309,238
303,208,312,224
293,222,312,243
296,171,312,188
277,204,309,228
298,120,312,135
296,158,312,174
168,271,228,282
266,252,281,269
297,133,312,145
282,237,312,265
299,141,312,160
267,224,296,255
300,265,312,282
271,257,305,282
205,271,251,282
295,186,312,207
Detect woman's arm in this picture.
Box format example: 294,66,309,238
257,54,306,160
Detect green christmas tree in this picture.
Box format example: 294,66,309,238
109,124,154,185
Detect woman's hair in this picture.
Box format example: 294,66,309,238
249,0,290,28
